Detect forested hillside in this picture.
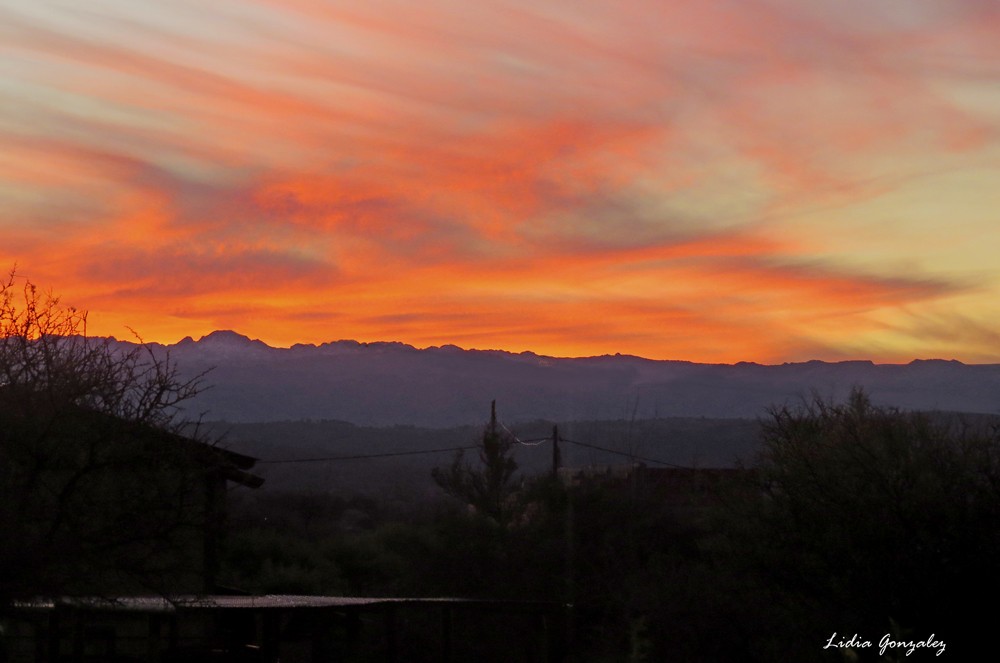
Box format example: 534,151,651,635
209,416,761,495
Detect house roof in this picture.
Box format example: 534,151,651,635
182,439,264,488
0,387,264,489
12,595,564,614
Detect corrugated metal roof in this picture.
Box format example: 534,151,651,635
12,595,564,613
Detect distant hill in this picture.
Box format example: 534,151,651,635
206,417,763,495
117,330,1000,427
211,412,1000,495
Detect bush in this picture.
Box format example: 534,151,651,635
745,388,1000,659
0,271,208,599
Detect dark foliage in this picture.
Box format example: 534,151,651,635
222,390,1000,660
0,271,210,600
739,388,1000,659
431,402,521,525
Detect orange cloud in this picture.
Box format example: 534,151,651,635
2,0,997,363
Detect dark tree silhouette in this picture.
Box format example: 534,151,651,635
745,388,1000,658
0,270,213,600
432,401,521,525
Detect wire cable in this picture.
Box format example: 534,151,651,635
560,437,687,469
253,420,690,469
256,445,478,464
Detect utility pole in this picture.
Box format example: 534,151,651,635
563,428,575,660
551,425,561,479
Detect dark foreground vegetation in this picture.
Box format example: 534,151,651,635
4,273,999,661
221,391,1000,661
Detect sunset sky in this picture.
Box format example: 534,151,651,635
2,0,998,363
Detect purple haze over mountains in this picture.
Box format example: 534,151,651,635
136,330,1000,426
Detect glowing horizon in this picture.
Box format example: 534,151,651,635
3,1,998,364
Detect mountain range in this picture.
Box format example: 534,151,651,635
125,330,1000,427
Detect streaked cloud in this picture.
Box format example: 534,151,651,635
1,0,998,362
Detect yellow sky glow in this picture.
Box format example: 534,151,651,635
2,0,998,363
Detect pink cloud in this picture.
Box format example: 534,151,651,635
2,0,997,361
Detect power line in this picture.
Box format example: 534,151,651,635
502,416,687,468
507,418,691,469
253,420,688,469
256,445,478,464
560,437,687,469
514,437,549,446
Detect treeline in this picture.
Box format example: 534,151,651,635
209,416,760,495
219,392,1000,661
